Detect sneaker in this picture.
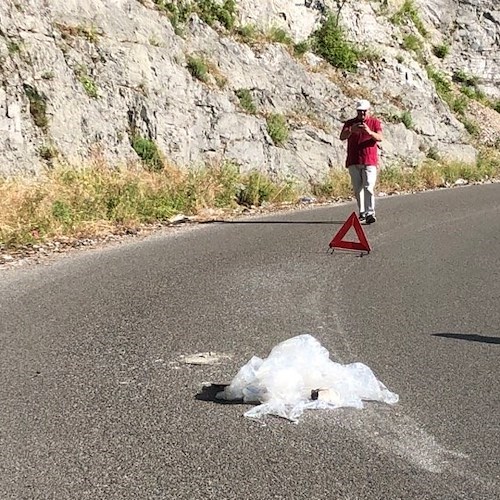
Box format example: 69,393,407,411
358,213,366,222
365,214,376,224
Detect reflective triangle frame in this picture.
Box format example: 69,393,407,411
329,212,371,253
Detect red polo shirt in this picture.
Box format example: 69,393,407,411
342,116,382,167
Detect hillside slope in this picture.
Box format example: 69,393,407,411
0,0,498,180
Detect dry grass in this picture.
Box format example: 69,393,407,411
311,168,353,199
206,61,228,89
325,69,373,100
312,148,500,198
1,148,499,249
0,159,298,248
286,108,333,134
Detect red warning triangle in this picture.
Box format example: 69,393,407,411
329,212,371,253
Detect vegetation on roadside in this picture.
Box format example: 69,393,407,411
1,149,499,250
0,161,294,248
131,135,164,172
314,148,500,197
2,0,500,255
377,152,499,191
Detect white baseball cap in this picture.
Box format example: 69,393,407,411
356,99,371,111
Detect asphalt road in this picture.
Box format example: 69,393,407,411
1,184,499,500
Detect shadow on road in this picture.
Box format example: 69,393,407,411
432,333,500,345
199,220,346,225
195,384,246,405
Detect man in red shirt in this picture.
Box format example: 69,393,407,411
340,99,383,224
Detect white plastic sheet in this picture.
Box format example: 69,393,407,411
217,334,399,422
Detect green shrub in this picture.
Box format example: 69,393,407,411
379,166,420,191
451,95,468,116
401,111,413,129
154,1,190,22
235,23,260,43
210,162,241,207
402,34,422,52
131,135,164,172
432,43,449,59
293,41,309,56
267,26,293,45
383,112,402,124
156,0,236,30
237,171,275,206
460,85,485,102
74,65,98,98
390,0,427,37
39,144,59,161
453,71,487,104
472,87,485,101
196,0,236,30
235,88,256,114
218,0,237,30
311,169,352,199
426,67,451,102
494,100,500,114
452,70,478,87
426,146,440,161
78,24,100,43
23,84,48,130
52,200,73,225
463,119,479,136
439,158,497,183
80,75,98,98
460,86,476,99
156,0,191,34
357,47,382,63
7,40,21,54
186,55,209,82
266,114,289,146
311,14,359,72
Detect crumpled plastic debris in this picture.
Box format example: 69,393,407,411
216,334,399,422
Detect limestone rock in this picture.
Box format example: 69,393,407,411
0,0,497,181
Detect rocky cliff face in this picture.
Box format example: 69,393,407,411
422,0,500,97
0,0,498,180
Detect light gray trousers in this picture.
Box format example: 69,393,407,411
348,165,377,216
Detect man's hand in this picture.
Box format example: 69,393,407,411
357,123,371,134
351,122,383,141
350,122,368,134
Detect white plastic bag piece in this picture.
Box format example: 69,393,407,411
216,334,399,422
